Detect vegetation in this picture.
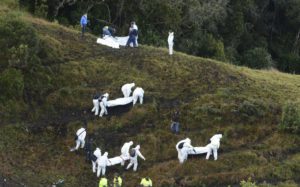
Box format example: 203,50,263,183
280,100,300,134
19,0,300,74
0,1,299,187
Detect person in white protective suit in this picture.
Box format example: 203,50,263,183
133,22,139,47
99,93,109,117
97,152,109,177
121,83,135,98
126,145,146,171
168,31,174,55
205,134,222,160
70,127,87,151
133,87,144,105
176,138,195,164
91,94,101,115
92,147,101,173
120,141,134,165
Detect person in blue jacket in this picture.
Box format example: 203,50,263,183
80,13,88,38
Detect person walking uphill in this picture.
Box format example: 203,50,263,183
80,13,88,38
126,21,138,47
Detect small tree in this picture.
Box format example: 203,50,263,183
242,47,272,69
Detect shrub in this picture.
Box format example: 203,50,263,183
279,100,300,134
240,178,257,187
242,48,272,69
0,13,39,70
0,68,24,102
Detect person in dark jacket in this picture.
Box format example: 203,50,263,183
171,109,180,134
102,26,112,37
84,138,93,162
126,21,138,47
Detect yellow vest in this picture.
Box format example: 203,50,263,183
113,176,122,187
99,177,108,187
140,178,152,187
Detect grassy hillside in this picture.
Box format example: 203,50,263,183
0,2,299,187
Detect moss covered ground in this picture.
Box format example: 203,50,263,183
0,2,299,187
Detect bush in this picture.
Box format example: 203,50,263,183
279,100,300,134
278,53,300,74
0,13,39,70
0,68,24,102
240,178,257,187
242,48,272,69
178,32,226,61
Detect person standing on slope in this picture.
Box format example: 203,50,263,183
70,126,87,151
205,134,223,160
91,93,101,115
133,87,144,105
120,141,133,165
121,83,135,98
80,13,88,38
92,147,102,173
97,152,109,177
126,145,146,171
126,21,138,47
168,31,174,55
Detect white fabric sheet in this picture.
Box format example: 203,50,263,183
96,36,130,49
107,97,133,107
187,146,210,155
107,156,129,166
96,37,120,49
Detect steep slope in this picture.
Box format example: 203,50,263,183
0,4,300,187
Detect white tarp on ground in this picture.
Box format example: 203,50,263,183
107,97,133,107
96,36,129,48
107,155,129,166
115,36,129,46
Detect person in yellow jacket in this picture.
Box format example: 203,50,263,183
99,177,108,187
140,177,152,187
113,173,122,187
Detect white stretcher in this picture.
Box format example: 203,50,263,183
187,146,210,155
107,155,129,166
106,97,133,107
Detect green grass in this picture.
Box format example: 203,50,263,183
0,4,300,187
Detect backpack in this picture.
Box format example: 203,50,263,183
90,153,98,162
130,148,136,157
178,142,184,149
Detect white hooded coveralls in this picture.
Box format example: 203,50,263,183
92,148,101,173
205,134,222,160
133,87,144,105
75,128,86,150
99,93,109,117
91,98,100,115
168,32,174,55
176,138,194,164
126,145,145,171
120,141,133,165
132,24,139,47
121,83,135,98
97,152,109,177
